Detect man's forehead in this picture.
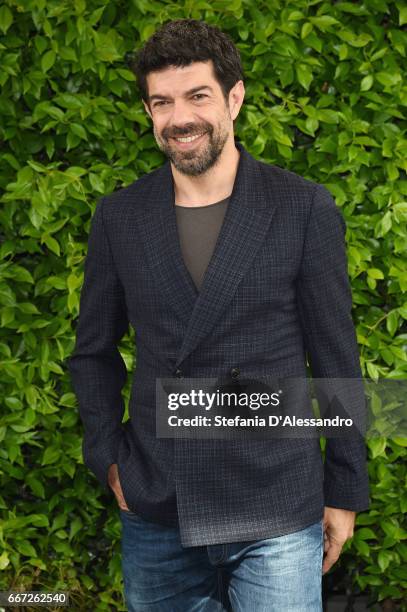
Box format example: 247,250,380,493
146,61,218,95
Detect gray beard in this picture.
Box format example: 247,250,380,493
155,128,229,177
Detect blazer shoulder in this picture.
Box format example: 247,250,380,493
98,164,166,215
257,159,339,218
258,159,320,196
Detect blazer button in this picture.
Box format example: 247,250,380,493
230,367,240,379
174,368,183,378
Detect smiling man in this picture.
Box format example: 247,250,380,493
68,18,370,612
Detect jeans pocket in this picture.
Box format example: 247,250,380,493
119,508,141,519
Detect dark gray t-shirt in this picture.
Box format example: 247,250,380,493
175,197,229,291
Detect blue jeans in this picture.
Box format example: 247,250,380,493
120,510,324,612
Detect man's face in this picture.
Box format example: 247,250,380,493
143,61,241,176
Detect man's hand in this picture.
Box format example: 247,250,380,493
108,463,130,511
322,506,356,575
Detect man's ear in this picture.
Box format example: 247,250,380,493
228,80,245,122
143,99,152,120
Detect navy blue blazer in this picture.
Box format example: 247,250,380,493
68,141,370,547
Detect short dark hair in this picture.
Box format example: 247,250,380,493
129,19,244,105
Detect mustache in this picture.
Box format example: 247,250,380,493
163,125,212,138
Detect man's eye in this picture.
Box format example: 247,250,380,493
154,101,168,107
193,94,207,100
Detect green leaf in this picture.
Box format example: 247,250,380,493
70,123,88,141
393,202,407,223
301,23,313,39
398,5,407,26
116,68,136,81
42,235,60,256
316,110,339,124
296,64,313,90
338,30,373,47
9,265,34,283
367,361,379,380
89,173,105,193
94,30,123,62
367,268,384,280
15,540,37,557
309,16,340,30
386,311,399,337
393,437,407,447
376,72,402,88
0,5,13,34
378,550,392,571
69,517,83,540
375,211,392,237
1,306,15,327
0,551,10,569
360,75,373,91
55,93,83,110
29,514,49,527
41,50,56,73
354,539,370,556
368,437,387,458
18,302,40,314
25,475,45,499
356,527,377,540
41,446,61,465
305,117,319,133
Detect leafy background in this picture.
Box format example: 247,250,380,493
0,0,406,610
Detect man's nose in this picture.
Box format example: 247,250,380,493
168,99,197,131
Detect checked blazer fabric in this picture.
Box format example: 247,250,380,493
68,140,370,547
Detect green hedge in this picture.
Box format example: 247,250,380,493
0,1,406,610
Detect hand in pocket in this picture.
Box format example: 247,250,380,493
108,463,130,511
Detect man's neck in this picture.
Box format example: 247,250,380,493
172,139,240,207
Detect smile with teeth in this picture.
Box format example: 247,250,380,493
173,133,206,143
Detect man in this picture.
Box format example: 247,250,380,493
68,19,370,612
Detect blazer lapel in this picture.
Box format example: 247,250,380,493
136,141,278,369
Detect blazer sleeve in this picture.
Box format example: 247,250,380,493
296,184,370,512
68,197,129,493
